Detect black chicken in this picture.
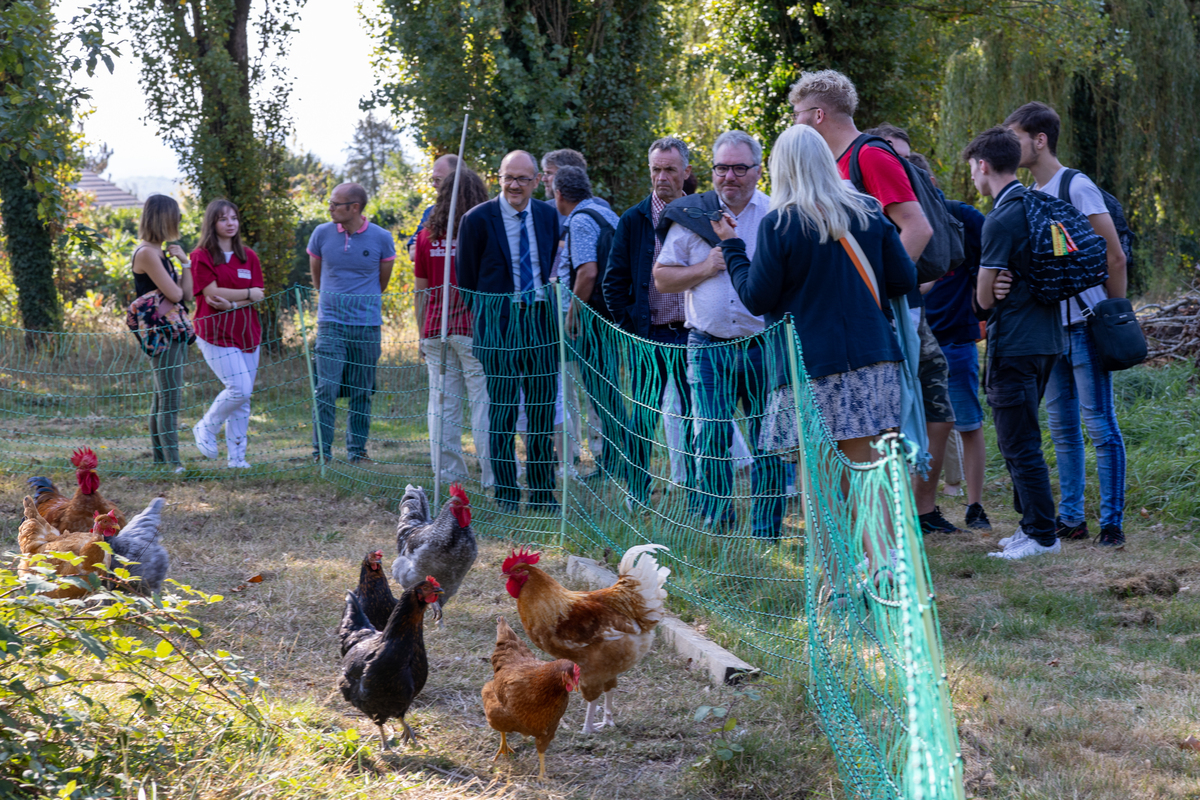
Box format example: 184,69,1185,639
338,575,444,749
345,550,396,640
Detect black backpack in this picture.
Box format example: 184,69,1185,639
1019,189,1108,304
847,135,965,283
565,207,616,320
1058,169,1135,272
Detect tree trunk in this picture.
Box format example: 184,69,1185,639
0,156,61,342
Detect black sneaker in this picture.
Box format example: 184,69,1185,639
1096,525,1126,549
919,506,961,534
965,502,992,531
1055,519,1091,541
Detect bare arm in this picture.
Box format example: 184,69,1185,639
309,255,322,291
413,276,429,333
134,246,184,303
976,268,999,311
653,247,725,293
883,200,934,263
167,244,194,299
380,259,395,293
1088,212,1128,298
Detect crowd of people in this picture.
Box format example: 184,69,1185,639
129,68,1129,559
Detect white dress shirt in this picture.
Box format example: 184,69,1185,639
499,195,546,301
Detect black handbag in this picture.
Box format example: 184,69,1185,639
1074,295,1147,371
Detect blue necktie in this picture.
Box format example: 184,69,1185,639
517,210,534,301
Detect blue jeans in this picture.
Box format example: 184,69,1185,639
941,342,983,432
1044,323,1127,528
312,322,382,459
688,330,784,539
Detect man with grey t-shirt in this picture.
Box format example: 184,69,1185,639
307,182,396,464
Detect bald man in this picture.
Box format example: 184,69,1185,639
456,150,562,513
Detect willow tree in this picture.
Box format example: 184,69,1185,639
0,0,111,335
112,0,301,294
368,0,668,209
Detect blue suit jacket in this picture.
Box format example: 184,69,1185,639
601,194,655,336
456,196,559,296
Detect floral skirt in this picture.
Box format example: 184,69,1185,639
758,360,903,449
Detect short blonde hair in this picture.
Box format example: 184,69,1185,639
787,70,859,117
139,194,181,244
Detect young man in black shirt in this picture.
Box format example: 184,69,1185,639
966,127,1064,560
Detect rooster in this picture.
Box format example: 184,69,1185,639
391,483,476,625
101,498,170,595
482,616,580,780
17,496,114,599
27,447,126,536
502,543,670,734
338,576,444,749
340,551,397,650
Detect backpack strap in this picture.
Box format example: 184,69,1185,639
1057,169,1079,203
839,232,881,310
847,134,900,195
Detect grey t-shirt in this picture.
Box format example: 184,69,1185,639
979,181,1064,358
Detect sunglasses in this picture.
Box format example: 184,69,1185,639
683,208,727,221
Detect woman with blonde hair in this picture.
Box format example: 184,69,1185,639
190,199,263,468
131,194,194,472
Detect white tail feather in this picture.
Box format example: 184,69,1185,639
618,543,670,621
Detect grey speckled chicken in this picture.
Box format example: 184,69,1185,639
391,483,476,626
106,497,169,594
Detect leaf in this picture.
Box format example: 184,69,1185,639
75,630,108,661
245,573,264,583
694,705,713,722
711,706,728,718
1180,736,1200,751
154,639,175,658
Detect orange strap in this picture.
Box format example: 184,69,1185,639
840,237,881,309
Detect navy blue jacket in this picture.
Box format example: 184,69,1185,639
601,195,656,336
925,200,986,346
721,206,917,379
456,196,559,334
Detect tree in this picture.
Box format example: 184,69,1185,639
345,112,401,198
0,0,112,336
367,0,669,209
114,0,302,295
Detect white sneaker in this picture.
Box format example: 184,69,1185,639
228,460,251,469
998,528,1027,549
988,537,1061,560
192,423,219,459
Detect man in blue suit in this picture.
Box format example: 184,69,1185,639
457,150,562,513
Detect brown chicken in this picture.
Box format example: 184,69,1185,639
482,617,580,780
27,447,126,536
502,543,669,734
17,496,117,598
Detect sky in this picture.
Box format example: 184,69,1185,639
59,0,411,192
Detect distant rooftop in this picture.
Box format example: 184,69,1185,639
73,170,144,209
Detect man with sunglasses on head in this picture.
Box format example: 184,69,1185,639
652,131,785,540
307,182,397,464
456,150,562,514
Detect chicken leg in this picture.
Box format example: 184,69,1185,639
377,724,391,751
601,689,616,729
582,699,605,734
398,717,418,746
492,731,515,760
537,750,548,781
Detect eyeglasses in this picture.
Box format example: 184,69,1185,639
500,174,537,187
792,106,821,122
683,207,727,221
329,201,356,209
712,163,759,177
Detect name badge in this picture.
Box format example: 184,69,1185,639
237,269,252,280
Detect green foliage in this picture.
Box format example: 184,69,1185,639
344,112,403,198
690,685,761,768
0,558,264,798
368,0,669,209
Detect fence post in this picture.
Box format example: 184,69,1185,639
555,281,569,546
783,316,815,688
295,286,325,479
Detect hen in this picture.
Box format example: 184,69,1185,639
482,616,580,780
391,483,476,625
338,575,444,748
17,495,115,599
502,543,670,734
341,550,397,648
27,447,126,536
103,498,170,595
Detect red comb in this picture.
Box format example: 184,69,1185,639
70,448,98,471
501,546,541,573
425,575,442,589
449,483,468,503
372,550,383,558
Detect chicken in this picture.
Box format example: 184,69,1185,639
103,498,169,595
340,550,397,651
17,495,115,599
338,575,444,748
391,483,476,625
502,543,670,734
482,616,580,780
27,447,127,536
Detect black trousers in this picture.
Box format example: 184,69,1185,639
986,354,1058,545
475,302,559,505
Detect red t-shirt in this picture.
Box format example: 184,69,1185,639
837,143,917,208
412,228,473,339
191,247,264,352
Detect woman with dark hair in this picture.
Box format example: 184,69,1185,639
132,194,194,473
412,166,494,488
189,199,264,468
